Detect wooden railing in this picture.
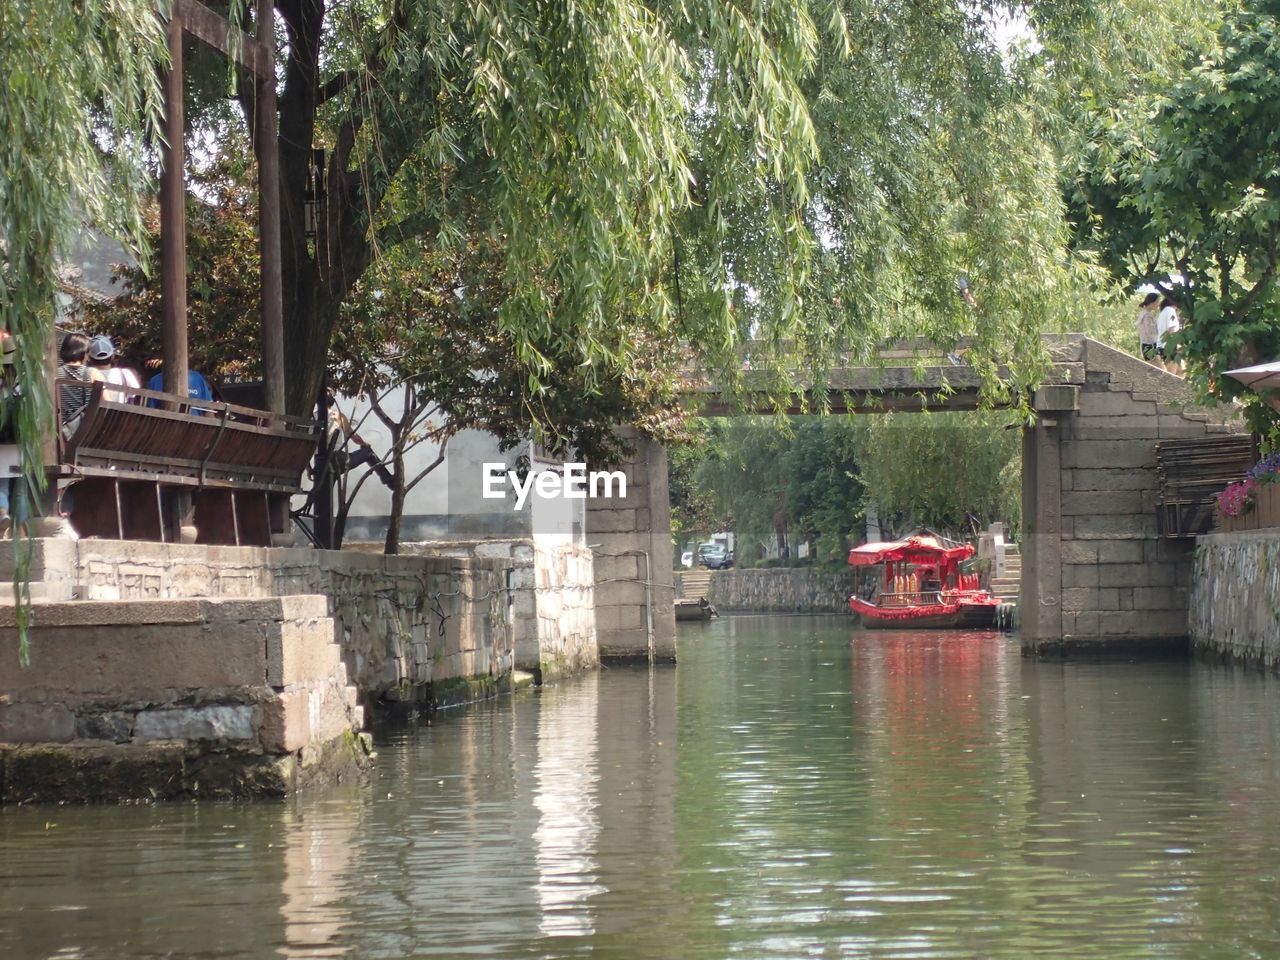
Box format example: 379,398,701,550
53,379,320,545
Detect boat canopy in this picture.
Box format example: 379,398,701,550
847,534,974,568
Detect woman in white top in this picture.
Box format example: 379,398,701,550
1156,298,1182,375
86,335,142,403
1135,292,1160,364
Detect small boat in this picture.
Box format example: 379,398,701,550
675,597,718,621
848,533,999,629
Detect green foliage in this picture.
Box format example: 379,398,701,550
677,411,1021,566
1068,0,1280,430
199,0,1188,431
857,411,1022,537
0,0,166,662
681,417,866,566
83,152,264,380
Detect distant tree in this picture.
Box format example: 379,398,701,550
783,420,865,563
1067,1,1280,432
855,411,1021,538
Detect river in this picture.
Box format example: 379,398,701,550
4,614,1280,959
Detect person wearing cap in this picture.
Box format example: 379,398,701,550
86,334,141,404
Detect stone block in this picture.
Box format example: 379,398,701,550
1098,562,1178,588
75,711,134,743
1071,419,1162,439
597,602,645,631
1062,439,1155,471
586,508,639,534
1132,586,1183,611
0,703,76,743
134,705,255,742
1067,469,1155,492
1062,564,1100,588
1062,587,1098,612
1033,384,1079,412
1059,542,1098,564
0,621,270,696
1061,490,1148,517
258,690,311,753
1078,393,1157,417
266,617,339,687
1095,541,1146,564
594,555,640,581
1071,514,1157,539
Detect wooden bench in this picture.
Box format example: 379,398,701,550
55,378,320,545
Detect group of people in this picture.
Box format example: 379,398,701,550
1135,292,1183,376
56,332,142,435
57,330,216,435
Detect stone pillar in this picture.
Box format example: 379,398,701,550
1021,416,1064,652
586,432,676,662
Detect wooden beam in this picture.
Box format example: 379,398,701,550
175,0,271,79
256,0,286,415
160,10,189,402
161,9,195,541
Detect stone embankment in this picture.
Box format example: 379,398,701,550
679,568,857,614
1190,532,1280,669
12,539,517,708
0,595,369,803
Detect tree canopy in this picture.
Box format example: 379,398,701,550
673,411,1020,566
202,0,1202,428
1068,0,1280,431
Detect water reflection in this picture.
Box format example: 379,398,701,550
9,617,1280,959
277,801,357,957
533,670,602,936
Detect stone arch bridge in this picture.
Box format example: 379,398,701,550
585,335,1246,661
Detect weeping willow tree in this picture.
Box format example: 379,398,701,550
0,1,167,661
227,0,1222,431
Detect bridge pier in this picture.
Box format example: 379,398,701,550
1021,413,1064,646
1021,340,1240,656
586,431,677,662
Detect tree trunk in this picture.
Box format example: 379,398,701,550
384,443,405,555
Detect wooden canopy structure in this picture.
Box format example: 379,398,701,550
40,1,318,546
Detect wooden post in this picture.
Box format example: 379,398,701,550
161,10,195,541
160,9,189,402
256,0,285,417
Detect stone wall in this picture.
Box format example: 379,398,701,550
389,538,597,683
697,568,858,613
0,596,369,802
1190,532,1280,669
0,540,514,708
1021,338,1244,655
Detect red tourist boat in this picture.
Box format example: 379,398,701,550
848,533,999,629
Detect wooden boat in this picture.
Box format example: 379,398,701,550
675,597,718,621
848,534,999,629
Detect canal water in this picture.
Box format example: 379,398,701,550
5,614,1280,959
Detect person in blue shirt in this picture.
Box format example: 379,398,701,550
145,366,215,411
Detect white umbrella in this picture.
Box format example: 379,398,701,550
1224,361,1280,391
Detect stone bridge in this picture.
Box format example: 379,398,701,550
586,334,1246,660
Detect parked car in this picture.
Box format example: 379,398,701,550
698,544,734,569
680,551,694,568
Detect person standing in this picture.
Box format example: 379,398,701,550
57,332,94,437
1156,297,1182,375
86,335,141,403
1135,292,1160,365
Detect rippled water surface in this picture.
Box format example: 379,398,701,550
7,615,1280,958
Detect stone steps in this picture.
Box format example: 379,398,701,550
680,570,712,599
